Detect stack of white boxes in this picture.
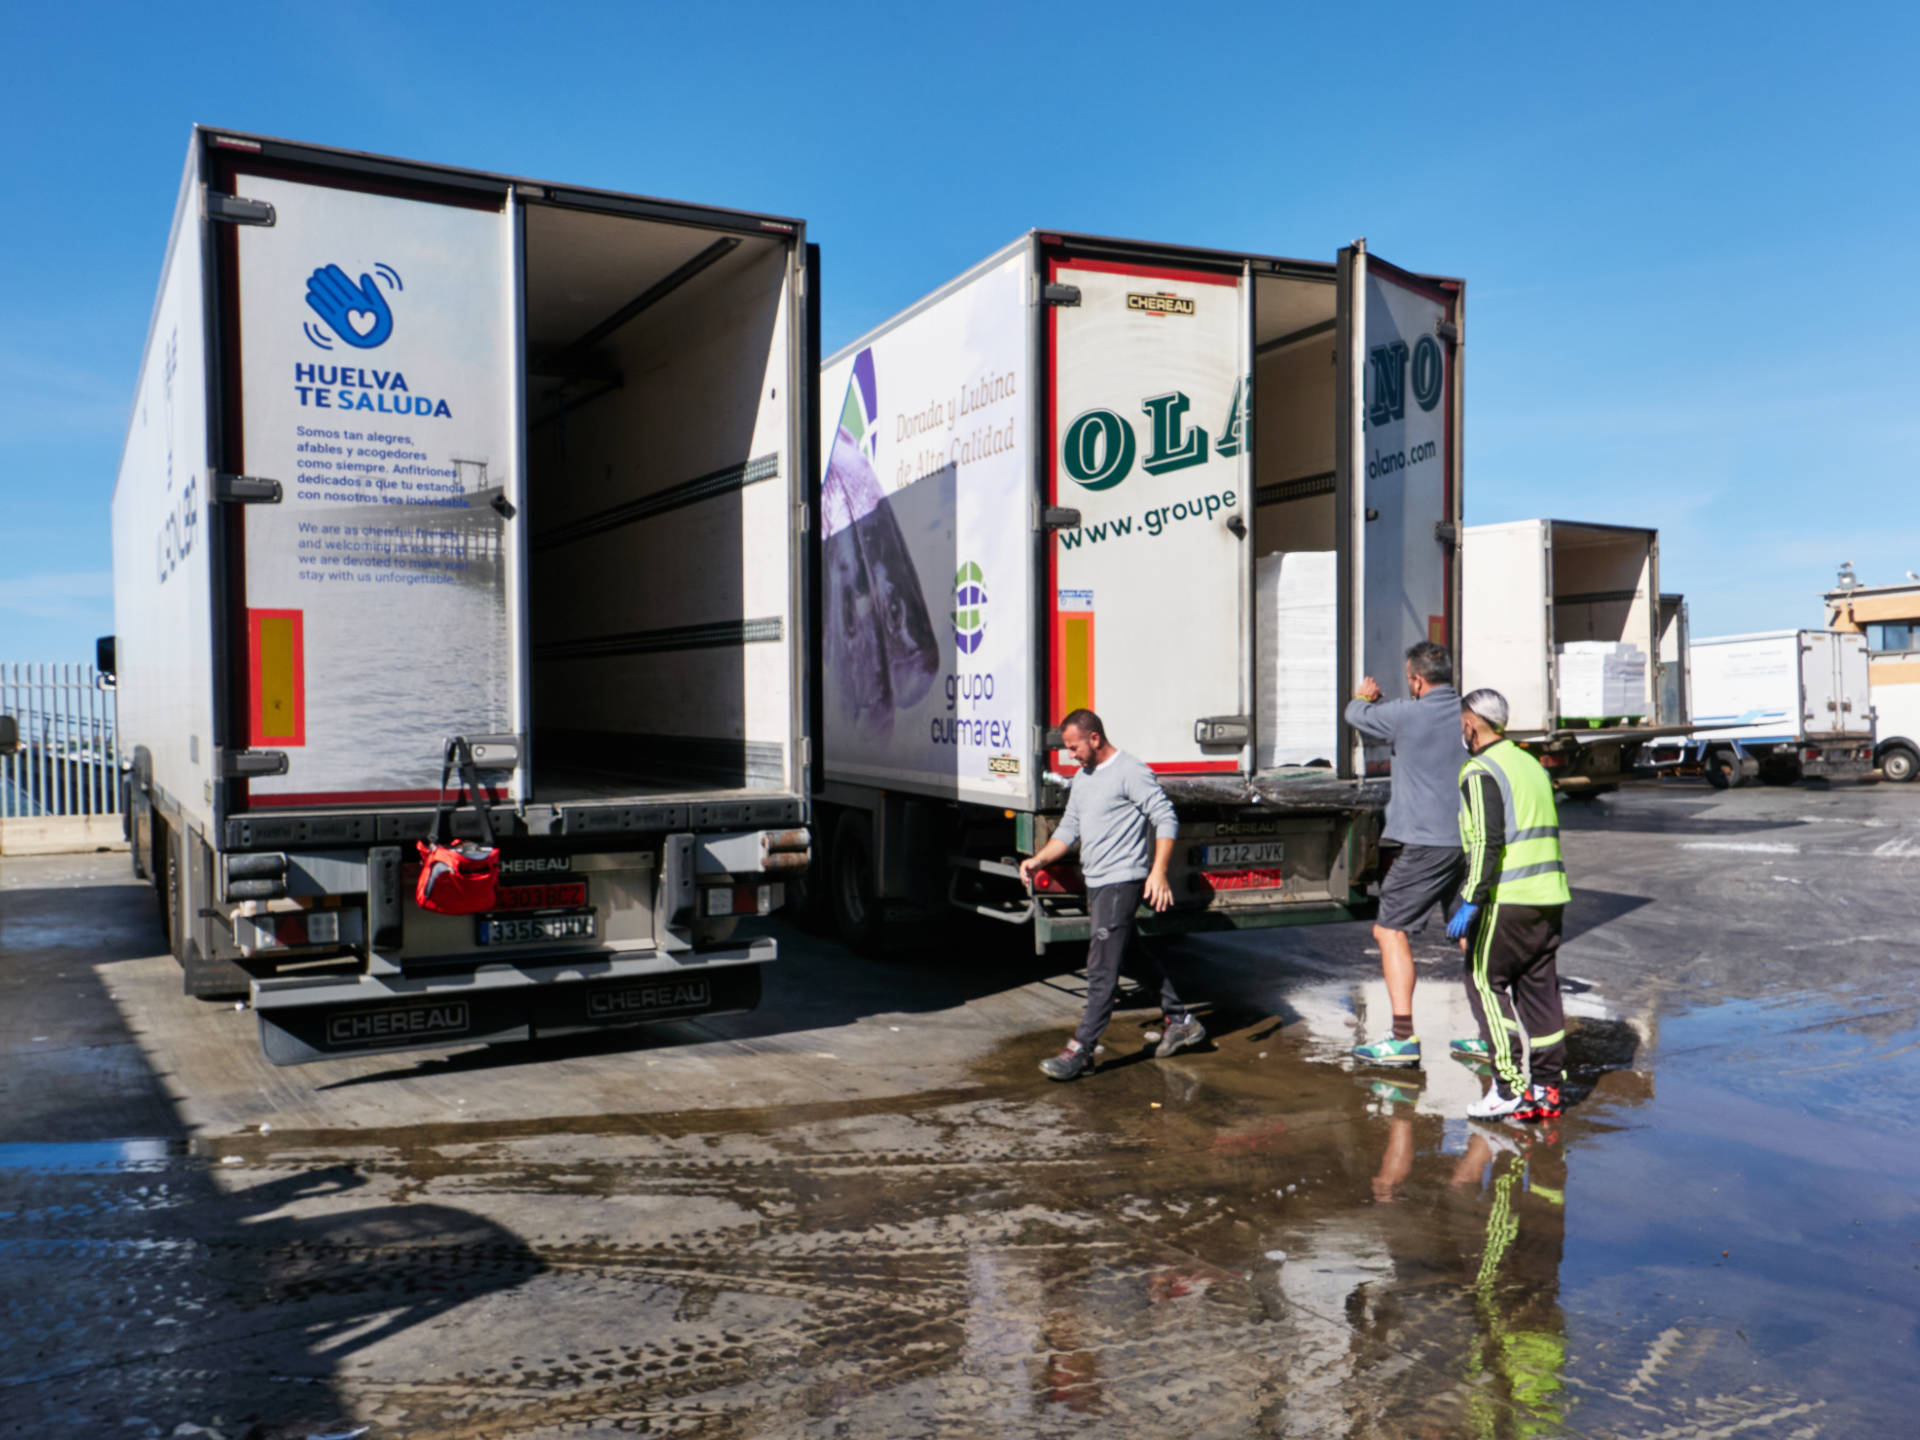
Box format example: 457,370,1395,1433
1256,551,1339,768
1555,641,1647,721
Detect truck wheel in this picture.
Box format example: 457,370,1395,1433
1881,744,1919,783
1705,748,1744,790
829,812,880,955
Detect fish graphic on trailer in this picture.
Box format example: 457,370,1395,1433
822,348,939,741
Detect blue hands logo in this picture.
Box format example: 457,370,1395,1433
302,262,403,350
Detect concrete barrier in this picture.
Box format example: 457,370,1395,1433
0,815,129,856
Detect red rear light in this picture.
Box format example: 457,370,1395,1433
1541,753,1567,769
1805,748,1819,761
704,882,781,917
1033,863,1085,894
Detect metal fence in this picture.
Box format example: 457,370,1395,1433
0,664,121,819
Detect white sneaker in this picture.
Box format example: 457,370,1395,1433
1466,1121,1525,1157
1466,1086,1526,1120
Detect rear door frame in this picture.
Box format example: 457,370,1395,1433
1335,241,1464,777
1039,237,1251,777
204,137,519,822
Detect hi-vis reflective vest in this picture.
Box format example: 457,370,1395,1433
1459,739,1572,906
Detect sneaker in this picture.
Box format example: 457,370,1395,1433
1352,1036,1422,1068
1155,1015,1207,1059
1466,1120,1525,1157
1513,1083,1562,1123
1367,1076,1423,1110
1040,1041,1093,1082
1449,1037,1490,1061
1466,1085,1526,1120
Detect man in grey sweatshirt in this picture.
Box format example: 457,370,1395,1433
1343,641,1468,1068
1019,709,1207,1080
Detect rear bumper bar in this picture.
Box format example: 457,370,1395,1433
252,938,772,1065
1802,749,1874,778
1035,898,1372,947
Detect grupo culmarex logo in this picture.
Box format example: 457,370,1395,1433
303,262,403,350
953,561,987,654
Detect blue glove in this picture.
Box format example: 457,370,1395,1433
1446,901,1480,942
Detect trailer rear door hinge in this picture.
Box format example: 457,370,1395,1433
1434,520,1458,545
221,750,289,779
1436,319,1459,343
1043,283,1082,307
464,734,523,770
1043,506,1082,530
214,472,282,504
1195,716,1251,747
208,193,276,226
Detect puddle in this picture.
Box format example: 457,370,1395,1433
6,994,1917,1436
0,1138,186,1172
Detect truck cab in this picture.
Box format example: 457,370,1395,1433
1826,575,1920,783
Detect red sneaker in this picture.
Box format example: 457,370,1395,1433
1514,1083,1562,1122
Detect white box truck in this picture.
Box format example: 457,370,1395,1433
106,128,814,1064
1643,630,1873,786
1461,519,1691,792
1824,577,1920,783
809,233,1463,950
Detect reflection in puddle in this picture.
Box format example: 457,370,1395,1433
0,1138,183,1172
10,986,1909,1437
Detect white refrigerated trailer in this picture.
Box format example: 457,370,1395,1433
1642,630,1874,786
809,232,1464,951
108,128,814,1063
1461,519,1690,792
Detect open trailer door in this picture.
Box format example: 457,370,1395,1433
215,155,527,810
1045,249,1253,774
1338,242,1461,771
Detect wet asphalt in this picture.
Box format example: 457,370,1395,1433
1,780,1917,1439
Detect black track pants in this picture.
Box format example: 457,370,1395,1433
1073,881,1186,1050
1463,902,1568,1099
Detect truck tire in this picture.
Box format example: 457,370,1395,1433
1705,748,1744,790
1881,744,1919,783
829,811,880,955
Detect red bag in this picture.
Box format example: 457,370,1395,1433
415,738,501,915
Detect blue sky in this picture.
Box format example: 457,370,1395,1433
4,1,1916,660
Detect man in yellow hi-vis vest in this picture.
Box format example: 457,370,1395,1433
1443,688,1573,1122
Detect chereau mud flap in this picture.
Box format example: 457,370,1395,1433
252,940,772,1065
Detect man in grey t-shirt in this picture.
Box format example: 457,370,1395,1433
1019,709,1207,1080
1343,640,1468,1068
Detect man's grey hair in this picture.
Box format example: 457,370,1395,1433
1462,688,1509,732
1405,640,1453,686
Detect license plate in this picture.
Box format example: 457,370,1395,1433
1197,867,1287,892
477,911,597,946
1199,842,1285,867
492,881,588,911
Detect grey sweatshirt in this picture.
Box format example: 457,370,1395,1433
1054,750,1179,887
1343,684,1466,848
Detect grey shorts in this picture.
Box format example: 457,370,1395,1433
1376,844,1467,933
